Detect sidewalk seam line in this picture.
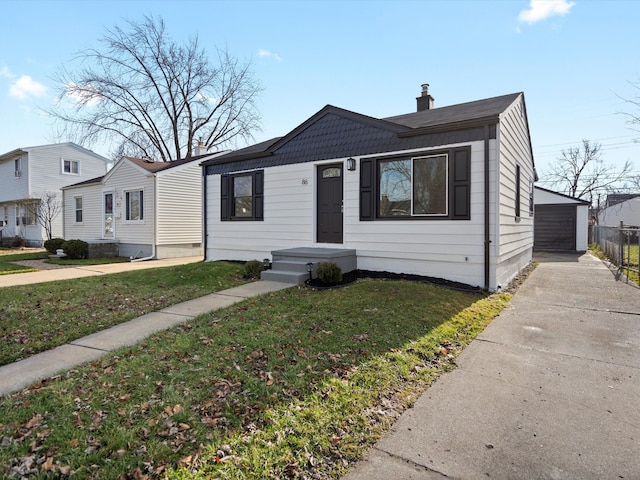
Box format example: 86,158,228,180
67,342,110,353
371,446,451,478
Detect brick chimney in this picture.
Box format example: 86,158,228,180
416,83,434,112
193,140,207,156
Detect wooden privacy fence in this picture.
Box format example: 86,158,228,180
592,222,640,278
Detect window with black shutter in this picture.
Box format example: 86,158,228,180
221,170,264,221
359,147,470,221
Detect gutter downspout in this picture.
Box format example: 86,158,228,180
202,166,207,261
131,174,157,262
484,124,491,290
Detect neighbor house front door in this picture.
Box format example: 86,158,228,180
317,163,343,243
103,192,114,239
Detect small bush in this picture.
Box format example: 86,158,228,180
44,238,66,254
316,262,342,285
61,239,89,260
244,259,264,279
11,236,25,248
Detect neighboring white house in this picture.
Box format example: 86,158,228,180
533,186,590,252
0,143,111,247
598,196,640,227
202,87,536,291
62,151,224,259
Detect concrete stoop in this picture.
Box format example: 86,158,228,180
261,247,357,284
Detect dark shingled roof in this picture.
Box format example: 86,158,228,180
202,92,524,174
127,153,212,173
384,92,522,128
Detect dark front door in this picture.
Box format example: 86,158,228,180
317,164,343,243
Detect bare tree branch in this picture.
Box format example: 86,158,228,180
541,139,632,206
47,15,262,162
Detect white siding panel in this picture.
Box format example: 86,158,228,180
156,163,202,245
494,95,535,289
0,152,29,203
29,144,109,196
105,162,155,245
63,183,104,240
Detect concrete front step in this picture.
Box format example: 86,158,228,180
263,247,358,284
261,269,309,283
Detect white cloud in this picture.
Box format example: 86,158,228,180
0,66,15,78
258,48,283,62
64,82,103,106
519,0,576,24
9,75,47,99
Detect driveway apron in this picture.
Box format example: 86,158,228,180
343,252,640,480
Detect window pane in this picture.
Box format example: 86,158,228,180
127,191,142,220
379,159,411,216
413,155,447,215
233,176,253,217
322,167,341,178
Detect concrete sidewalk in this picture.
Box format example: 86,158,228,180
0,255,204,288
343,252,640,480
0,280,292,396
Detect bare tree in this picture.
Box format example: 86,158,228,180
49,15,262,162
29,192,62,241
542,139,632,205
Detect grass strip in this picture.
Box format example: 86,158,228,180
0,279,509,479
0,261,246,365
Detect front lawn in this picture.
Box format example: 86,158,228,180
0,279,510,479
0,250,48,275
0,261,247,365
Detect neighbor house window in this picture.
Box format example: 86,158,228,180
74,196,83,223
125,190,144,221
0,206,6,226
14,158,22,178
360,147,470,221
16,204,36,226
220,170,264,221
62,158,79,174
515,164,521,218
529,180,534,216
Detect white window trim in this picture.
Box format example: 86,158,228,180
14,158,22,178
61,157,80,175
74,195,84,224
123,188,145,223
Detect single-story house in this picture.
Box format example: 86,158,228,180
533,186,590,252
201,86,536,291
597,195,640,227
63,150,224,259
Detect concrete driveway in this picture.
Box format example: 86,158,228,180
343,252,640,479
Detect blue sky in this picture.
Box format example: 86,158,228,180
1,0,639,187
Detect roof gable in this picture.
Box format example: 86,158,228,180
203,92,526,175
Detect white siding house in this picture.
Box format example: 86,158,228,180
0,143,110,246
598,196,640,227
63,152,223,259
202,88,536,291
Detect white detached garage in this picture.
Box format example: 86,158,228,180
534,186,590,252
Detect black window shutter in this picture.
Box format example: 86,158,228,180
452,148,470,219
254,170,264,220
360,159,374,220
220,174,230,221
